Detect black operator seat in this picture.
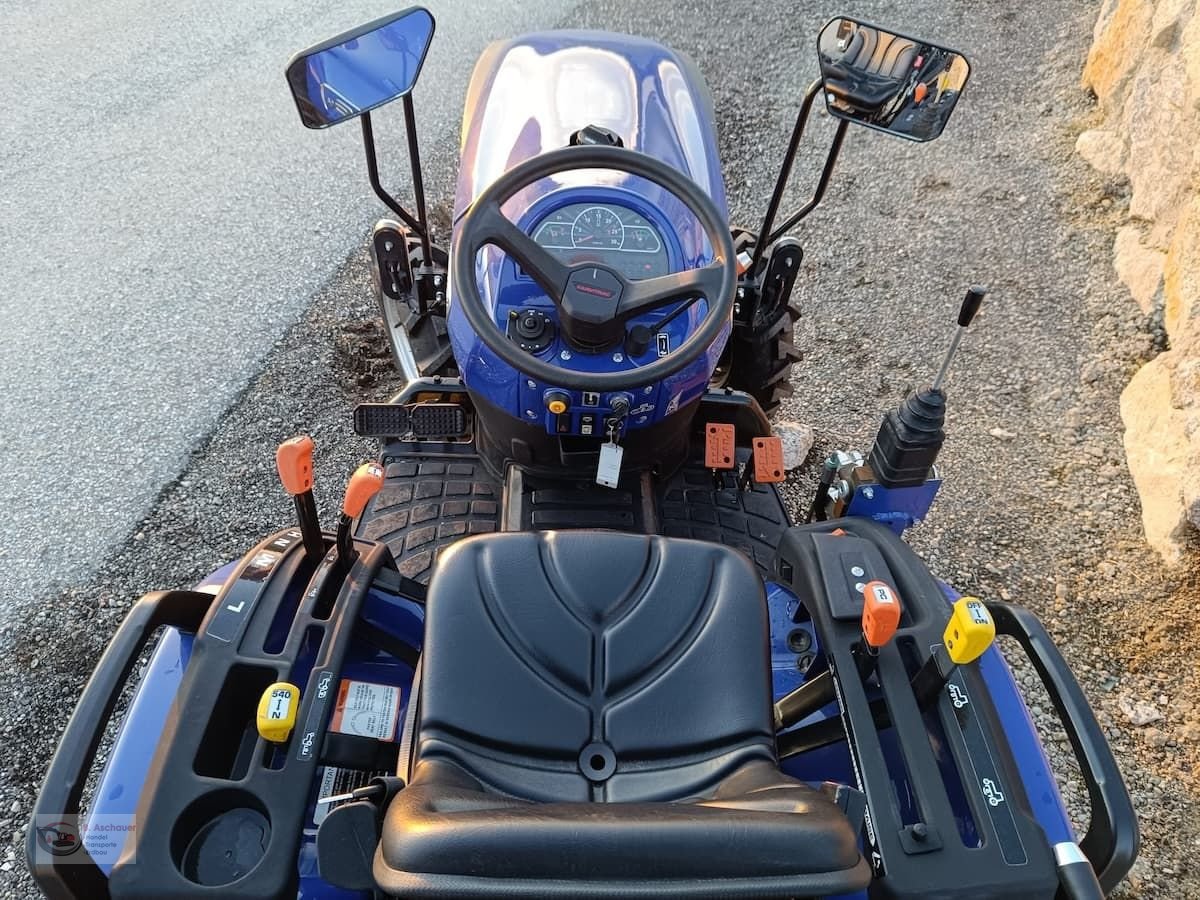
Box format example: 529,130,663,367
374,530,870,898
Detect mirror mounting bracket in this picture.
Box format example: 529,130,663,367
749,79,849,276
360,106,439,316
765,118,848,245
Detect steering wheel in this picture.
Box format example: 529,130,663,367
451,144,737,392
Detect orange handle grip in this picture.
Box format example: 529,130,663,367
861,580,902,649
276,435,315,496
342,462,385,519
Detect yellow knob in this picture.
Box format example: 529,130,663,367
256,682,300,743
545,392,570,415
943,598,995,666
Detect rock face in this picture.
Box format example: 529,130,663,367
1082,0,1154,109
1075,129,1126,175
1120,357,1196,563
1113,225,1165,314
1081,0,1200,561
1164,195,1200,338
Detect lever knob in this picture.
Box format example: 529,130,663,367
276,435,315,496
343,463,385,519
958,285,987,327
861,580,902,649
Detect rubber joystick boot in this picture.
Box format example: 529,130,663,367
867,386,946,488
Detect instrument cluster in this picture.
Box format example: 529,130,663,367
531,202,670,281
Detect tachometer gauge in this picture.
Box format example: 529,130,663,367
571,206,624,249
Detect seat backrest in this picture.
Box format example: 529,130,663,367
845,27,916,79
415,531,776,803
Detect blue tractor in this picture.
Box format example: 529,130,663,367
29,8,1136,900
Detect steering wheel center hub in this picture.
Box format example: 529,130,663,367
561,266,626,348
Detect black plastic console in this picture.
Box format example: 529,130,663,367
776,518,1060,899
29,529,397,900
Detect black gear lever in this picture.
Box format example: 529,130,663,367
867,285,986,488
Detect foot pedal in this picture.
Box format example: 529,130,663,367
705,423,736,469
355,404,410,437
409,404,467,438
354,403,467,439
751,437,785,483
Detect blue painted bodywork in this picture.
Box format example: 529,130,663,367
85,628,194,872
447,32,731,436
844,478,942,535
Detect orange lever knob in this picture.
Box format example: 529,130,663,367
861,580,902,649
276,435,315,496
342,462,385,519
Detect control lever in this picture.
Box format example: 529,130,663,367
318,774,405,807
775,580,902,731
932,285,986,392
910,597,996,709
851,580,902,680
276,435,325,561
865,285,986,491
337,463,385,570
315,775,407,892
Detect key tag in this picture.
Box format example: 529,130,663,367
596,421,624,488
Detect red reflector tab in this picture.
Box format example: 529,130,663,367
705,423,736,469
752,437,785,483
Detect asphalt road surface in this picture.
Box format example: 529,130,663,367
0,0,568,614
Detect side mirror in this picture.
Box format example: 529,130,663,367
286,6,435,129
816,18,970,142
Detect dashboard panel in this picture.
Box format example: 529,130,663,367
531,202,669,280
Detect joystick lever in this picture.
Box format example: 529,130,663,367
276,435,325,561
865,285,986,491
932,285,986,392
337,462,385,570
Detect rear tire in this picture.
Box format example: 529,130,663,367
725,302,801,415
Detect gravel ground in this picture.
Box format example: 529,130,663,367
2,0,1193,897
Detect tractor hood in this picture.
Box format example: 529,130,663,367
454,31,727,221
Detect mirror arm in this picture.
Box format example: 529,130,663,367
401,93,435,272
749,78,823,275
360,112,429,242
765,117,849,244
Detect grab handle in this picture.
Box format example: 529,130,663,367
27,590,213,900
986,602,1138,895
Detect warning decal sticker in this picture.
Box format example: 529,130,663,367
330,679,401,741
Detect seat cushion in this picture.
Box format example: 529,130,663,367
376,758,870,898
374,531,869,897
